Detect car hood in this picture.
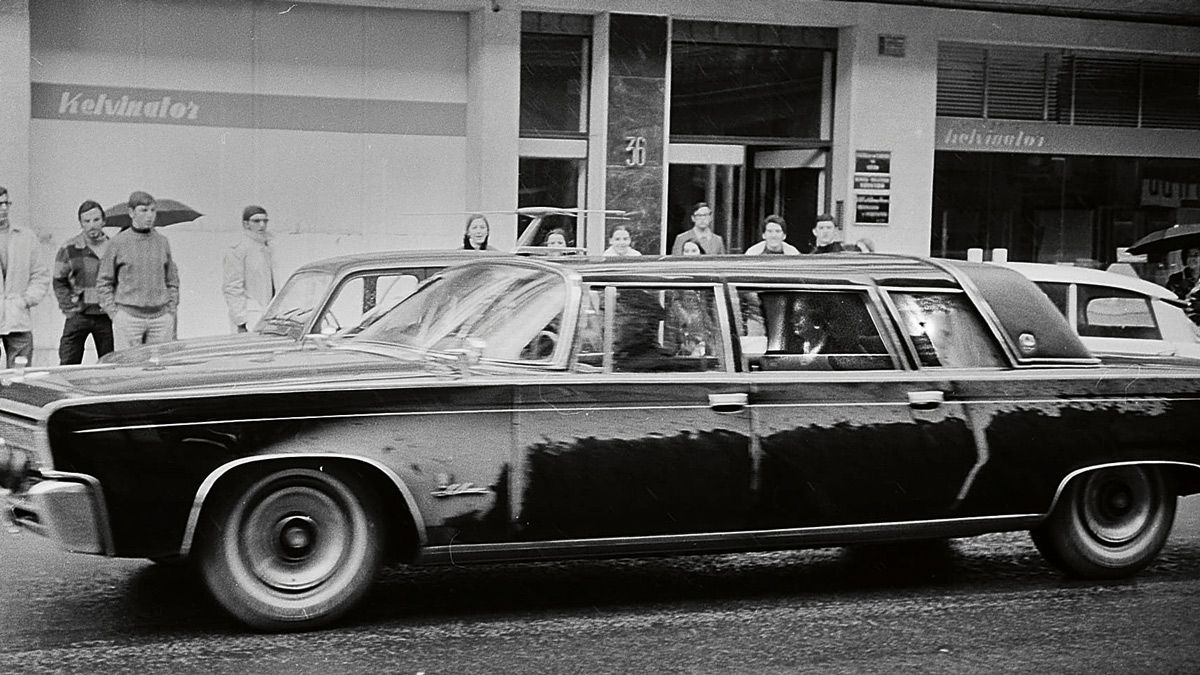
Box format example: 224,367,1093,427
100,333,298,365
0,345,461,409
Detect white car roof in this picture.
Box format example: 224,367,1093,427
1005,262,1177,301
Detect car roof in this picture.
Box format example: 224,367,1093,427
1005,261,1176,300
538,253,964,287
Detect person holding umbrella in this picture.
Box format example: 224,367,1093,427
52,200,114,364
97,191,181,349
0,186,50,367
1167,248,1200,300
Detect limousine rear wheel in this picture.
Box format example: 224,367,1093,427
1032,466,1175,579
198,466,383,631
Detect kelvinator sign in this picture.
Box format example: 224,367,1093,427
57,90,200,121
31,83,467,137
941,126,1047,150
936,117,1200,158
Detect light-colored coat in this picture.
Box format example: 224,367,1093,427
223,231,277,329
0,224,50,334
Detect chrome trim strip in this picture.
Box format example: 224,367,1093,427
416,513,1043,564
179,453,428,557
72,391,1200,435
75,403,721,434
40,357,1200,419
1045,460,1200,515
0,399,49,421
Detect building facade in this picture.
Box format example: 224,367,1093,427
1,0,1198,361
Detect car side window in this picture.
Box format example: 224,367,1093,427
572,286,726,373
321,273,421,334
736,289,895,371
889,291,1006,368
1076,284,1160,340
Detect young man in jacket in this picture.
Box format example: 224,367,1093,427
223,205,277,333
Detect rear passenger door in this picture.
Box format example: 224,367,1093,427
736,285,993,527
512,283,756,540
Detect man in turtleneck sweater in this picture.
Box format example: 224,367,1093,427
223,205,277,333
97,191,181,348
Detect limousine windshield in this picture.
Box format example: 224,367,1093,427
354,263,566,361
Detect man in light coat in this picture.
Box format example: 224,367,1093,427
223,205,276,333
0,186,51,367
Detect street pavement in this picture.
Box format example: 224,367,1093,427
1,497,1198,674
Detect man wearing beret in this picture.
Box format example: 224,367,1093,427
223,205,276,333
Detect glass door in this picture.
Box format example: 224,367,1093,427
749,149,826,253
667,144,745,254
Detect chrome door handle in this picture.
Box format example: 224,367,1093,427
908,390,944,410
708,392,748,413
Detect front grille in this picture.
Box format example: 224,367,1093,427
0,414,48,491
0,415,40,452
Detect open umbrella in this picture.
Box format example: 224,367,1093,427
104,198,202,229
1127,223,1200,256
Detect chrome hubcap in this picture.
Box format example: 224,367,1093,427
1081,468,1154,546
240,484,350,593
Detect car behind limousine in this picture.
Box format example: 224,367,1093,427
4,254,1199,630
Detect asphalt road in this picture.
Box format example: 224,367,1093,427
2,498,1198,674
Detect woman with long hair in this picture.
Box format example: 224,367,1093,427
463,214,498,251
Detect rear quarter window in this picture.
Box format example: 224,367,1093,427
1077,284,1161,340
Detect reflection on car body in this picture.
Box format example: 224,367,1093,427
3,254,1200,632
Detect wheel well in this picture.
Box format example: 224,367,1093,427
1049,461,1200,514
185,456,422,563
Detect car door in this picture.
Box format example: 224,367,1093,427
738,284,997,528
512,282,756,541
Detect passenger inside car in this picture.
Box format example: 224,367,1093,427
739,289,893,371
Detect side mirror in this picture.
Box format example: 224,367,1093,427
444,337,486,376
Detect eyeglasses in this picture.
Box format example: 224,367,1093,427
0,200,11,206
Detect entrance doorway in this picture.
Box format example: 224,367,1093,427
667,145,826,253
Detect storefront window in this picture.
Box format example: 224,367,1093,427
932,153,1200,281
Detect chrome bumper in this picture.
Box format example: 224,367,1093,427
5,475,111,555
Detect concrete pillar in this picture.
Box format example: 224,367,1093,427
466,5,521,249
0,0,31,233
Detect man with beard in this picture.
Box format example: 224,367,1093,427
53,200,114,363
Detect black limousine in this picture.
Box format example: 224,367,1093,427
3,254,1198,630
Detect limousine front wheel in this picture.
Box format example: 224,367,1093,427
1032,465,1175,579
198,466,383,631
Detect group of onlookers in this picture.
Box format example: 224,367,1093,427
0,191,869,368
462,203,870,259
0,188,274,367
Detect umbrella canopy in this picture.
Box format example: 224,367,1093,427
1127,223,1200,256
104,198,202,229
